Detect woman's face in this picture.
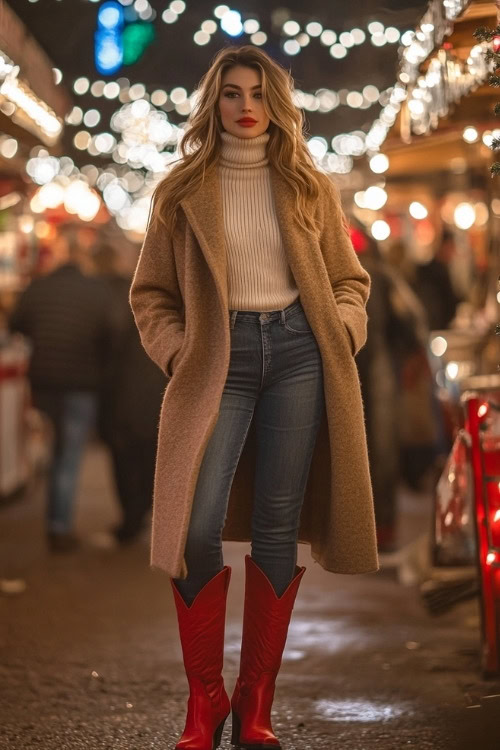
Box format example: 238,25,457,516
218,65,270,139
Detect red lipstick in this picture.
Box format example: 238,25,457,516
236,118,257,127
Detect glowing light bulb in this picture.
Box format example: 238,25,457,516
409,201,428,219
220,10,243,37
478,403,488,418
363,186,387,210
454,203,475,230
430,336,447,357
371,220,390,241
19,215,34,234
369,153,389,173
283,20,300,36
306,22,323,37
462,126,479,143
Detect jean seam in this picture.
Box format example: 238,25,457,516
260,323,271,391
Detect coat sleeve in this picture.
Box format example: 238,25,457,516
129,216,184,378
317,175,370,355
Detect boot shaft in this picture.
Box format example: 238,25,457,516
171,568,231,750
239,556,305,682
231,557,305,749
171,567,231,682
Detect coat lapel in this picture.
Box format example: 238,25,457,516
180,168,228,310
270,168,320,292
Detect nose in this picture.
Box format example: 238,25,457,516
241,96,253,112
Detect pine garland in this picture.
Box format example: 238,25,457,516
474,25,500,175
475,26,496,41
474,26,500,42
477,28,499,353
485,48,500,64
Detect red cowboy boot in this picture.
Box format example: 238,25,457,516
231,556,305,749
171,567,231,750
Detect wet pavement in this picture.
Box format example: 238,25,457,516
1,443,500,749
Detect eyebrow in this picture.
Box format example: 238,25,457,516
221,83,262,90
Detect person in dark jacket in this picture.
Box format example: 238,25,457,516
351,222,430,552
92,244,166,545
9,224,116,552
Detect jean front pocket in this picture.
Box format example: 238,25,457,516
283,309,313,335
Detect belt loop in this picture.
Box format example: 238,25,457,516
280,309,286,325
230,310,238,329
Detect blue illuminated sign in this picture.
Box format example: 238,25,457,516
95,2,124,75
98,2,123,30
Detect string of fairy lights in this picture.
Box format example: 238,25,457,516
18,0,413,233
28,1,407,58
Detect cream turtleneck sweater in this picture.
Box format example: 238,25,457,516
218,131,299,312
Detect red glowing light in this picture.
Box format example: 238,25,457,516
349,227,369,254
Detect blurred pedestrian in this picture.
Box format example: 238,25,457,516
92,244,165,546
351,222,431,552
131,46,377,750
388,238,450,484
390,232,460,331
9,224,115,553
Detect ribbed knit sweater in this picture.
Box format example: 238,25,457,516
219,131,299,311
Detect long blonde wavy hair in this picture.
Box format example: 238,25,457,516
151,45,322,236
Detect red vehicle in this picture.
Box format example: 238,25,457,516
431,375,500,676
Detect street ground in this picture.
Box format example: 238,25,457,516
1,442,499,750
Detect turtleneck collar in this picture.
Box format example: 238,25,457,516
220,131,270,169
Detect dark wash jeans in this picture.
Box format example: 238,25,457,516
174,299,325,605
33,389,97,535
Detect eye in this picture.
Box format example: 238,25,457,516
224,92,238,98
254,93,262,99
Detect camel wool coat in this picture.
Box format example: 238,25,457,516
130,166,379,578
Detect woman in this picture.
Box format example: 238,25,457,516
131,46,378,750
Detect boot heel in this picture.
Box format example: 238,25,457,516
231,710,241,745
213,717,226,749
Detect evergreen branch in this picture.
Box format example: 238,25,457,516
491,138,500,150
490,162,500,176
474,26,494,41
474,25,500,41
485,49,500,65
489,75,500,87
494,102,500,116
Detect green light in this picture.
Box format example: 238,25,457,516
123,22,155,65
